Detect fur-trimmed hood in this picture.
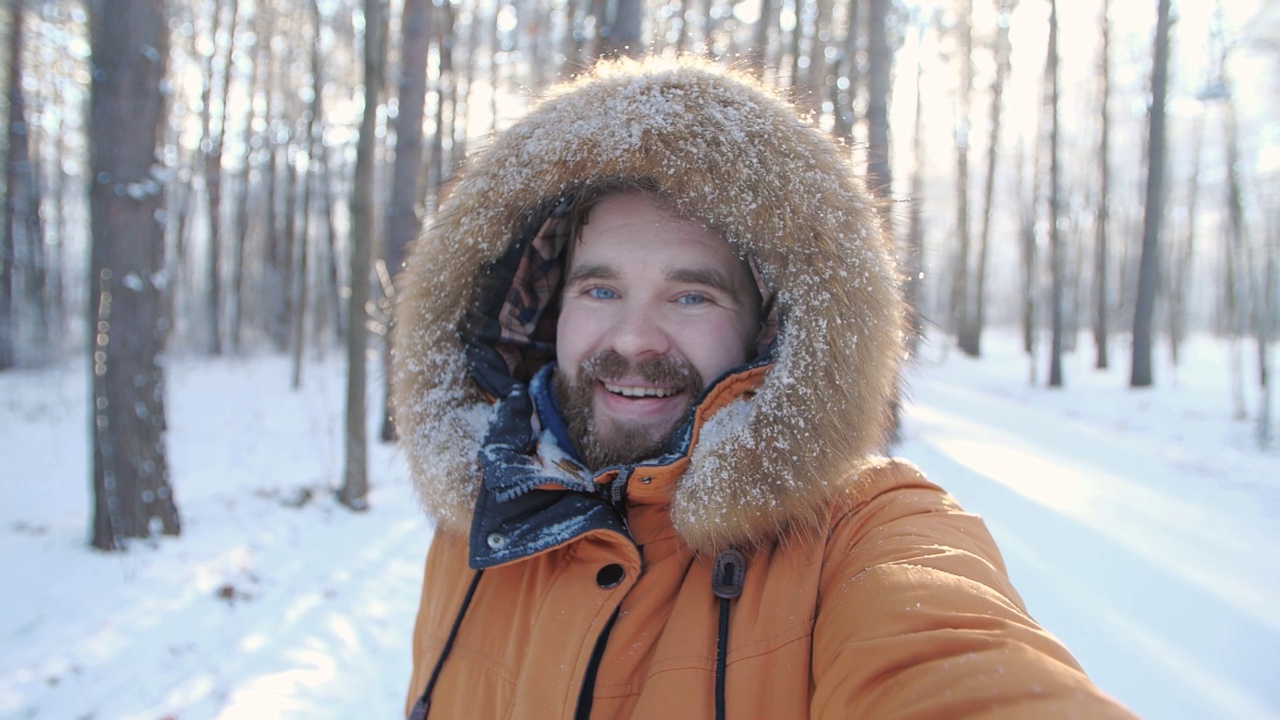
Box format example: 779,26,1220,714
392,56,904,556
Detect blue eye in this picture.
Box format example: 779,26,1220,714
587,287,618,300
676,293,709,306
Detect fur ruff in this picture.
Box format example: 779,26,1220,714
391,56,905,555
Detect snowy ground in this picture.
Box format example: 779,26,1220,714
1,331,1277,719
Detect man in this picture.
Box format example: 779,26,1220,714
393,57,1135,719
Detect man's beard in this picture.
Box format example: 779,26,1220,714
553,350,704,471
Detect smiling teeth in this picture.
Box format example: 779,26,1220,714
605,384,677,398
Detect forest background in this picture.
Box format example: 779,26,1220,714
0,0,1276,580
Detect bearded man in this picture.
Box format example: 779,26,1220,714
392,57,1135,719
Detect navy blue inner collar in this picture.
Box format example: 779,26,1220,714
529,363,584,465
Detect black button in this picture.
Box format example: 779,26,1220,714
596,563,625,589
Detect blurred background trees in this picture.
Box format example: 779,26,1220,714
0,0,1276,545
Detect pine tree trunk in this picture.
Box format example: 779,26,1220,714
1130,0,1172,388
88,0,180,550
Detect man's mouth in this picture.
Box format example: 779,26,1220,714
602,382,679,399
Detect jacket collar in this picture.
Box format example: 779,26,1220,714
469,361,771,567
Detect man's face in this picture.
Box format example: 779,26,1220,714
555,192,761,469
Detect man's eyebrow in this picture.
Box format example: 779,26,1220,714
564,263,617,285
667,266,735,294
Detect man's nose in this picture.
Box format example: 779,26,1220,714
608,302,671,359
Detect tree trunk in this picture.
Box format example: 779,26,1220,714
1169,110,1202,368
442,2,458,194
1047,0,1064,387
3,0,49,368
1257,212,1276,448
865,0,892,197
340,0,387,511
751,0,775,76
1224,99,1248,419
2,0,32,371
833,0,860,143
601,0,643,58
1019,139,1039,366
958,0,1013,358
787,0,802,87
231,1,270,354
804,0,834,116
380,0,433,442
1130,0,1172,388
904,11,927,358
88,0,180,550
1093,0,1112,370
949,0,973,344
291,2,323,390
204,0,239,355
324,148,344,343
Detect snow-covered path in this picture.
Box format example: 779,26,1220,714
900,342,1280,720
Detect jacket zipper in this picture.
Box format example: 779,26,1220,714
573,607,620,720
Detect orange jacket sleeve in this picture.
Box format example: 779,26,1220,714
810,460,1138,719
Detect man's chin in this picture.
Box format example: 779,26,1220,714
584,418,677,468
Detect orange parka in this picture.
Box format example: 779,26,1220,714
391,58,1136,719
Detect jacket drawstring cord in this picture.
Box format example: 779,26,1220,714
711,549,747,720
409,569,485,720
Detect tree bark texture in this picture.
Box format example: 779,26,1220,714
88,0,180,550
